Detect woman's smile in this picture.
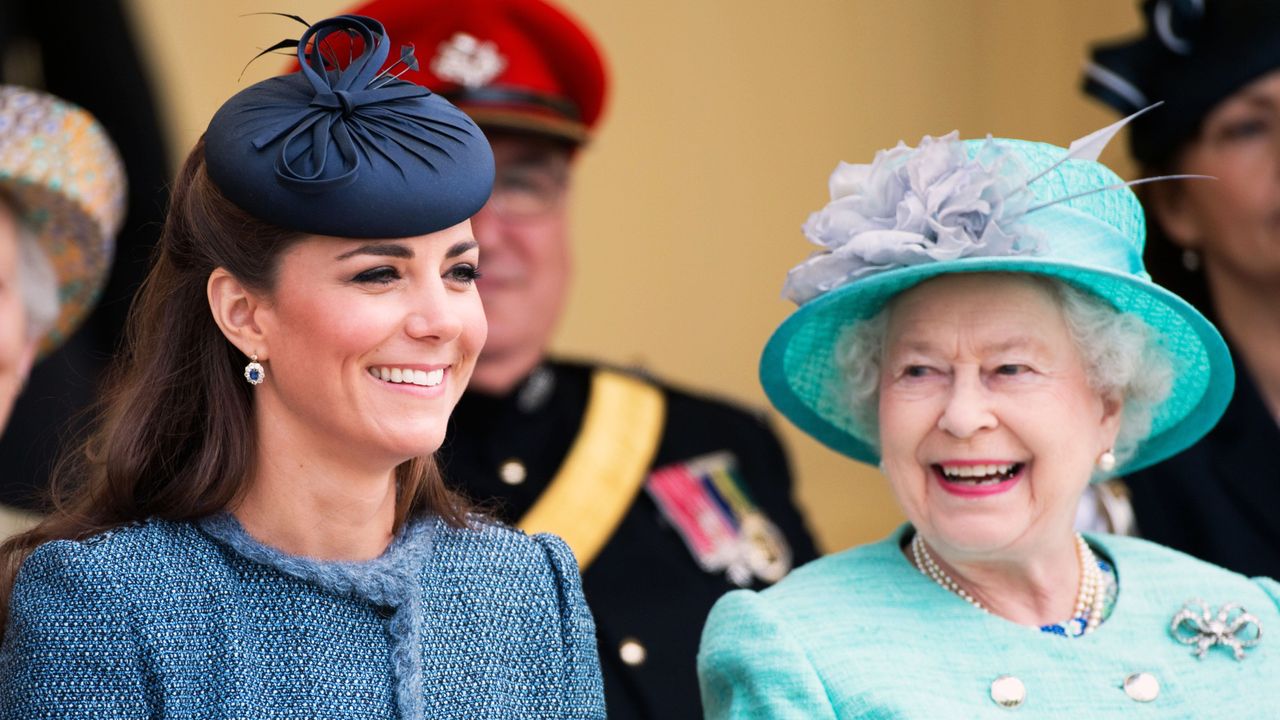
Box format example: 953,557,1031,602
366,364,450,390
244,221,486,465
932,460,1026,498
878,274,1121,554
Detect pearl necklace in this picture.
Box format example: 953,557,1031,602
910,532,1105,634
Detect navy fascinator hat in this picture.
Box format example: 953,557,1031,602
205,14,494,238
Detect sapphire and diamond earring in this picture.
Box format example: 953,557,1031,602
244,354,265,385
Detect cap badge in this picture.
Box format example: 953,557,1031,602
431,32,506,88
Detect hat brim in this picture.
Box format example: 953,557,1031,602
0,86,125,360
760,256,1234,476
464,106,591,146
1,179,114,359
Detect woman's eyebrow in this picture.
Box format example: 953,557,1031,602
888,336,1047,356
1236,93,1279,112
446,239,478,259
334,243,414,261
978,336,1050,356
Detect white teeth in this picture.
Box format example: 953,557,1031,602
369,366,447,387
940,463,1016,480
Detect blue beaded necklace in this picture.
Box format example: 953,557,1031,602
1040,557,1118,638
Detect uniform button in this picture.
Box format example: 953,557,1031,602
989,675,1025,709
619,637,647,667
1123,672,1159,702
499,459,527,485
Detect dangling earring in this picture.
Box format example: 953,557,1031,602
1097,449,1117,473
1181,249,1201,272
244,354,265,385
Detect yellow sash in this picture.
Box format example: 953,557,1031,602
517,369,666,570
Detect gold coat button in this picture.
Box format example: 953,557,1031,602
1123,672,1160,702
499,459,527,485
619,637,647,667
989,675,1025,709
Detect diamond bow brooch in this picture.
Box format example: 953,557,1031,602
1170,599,1262,661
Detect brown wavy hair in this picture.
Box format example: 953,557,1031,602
0,139,471,636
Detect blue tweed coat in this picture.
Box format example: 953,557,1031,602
0,514,605,718
699,527,1280,718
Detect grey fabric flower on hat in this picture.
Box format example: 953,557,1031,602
783,133,1045,305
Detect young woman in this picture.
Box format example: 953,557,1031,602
0,16,604,719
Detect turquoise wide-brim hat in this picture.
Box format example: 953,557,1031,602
760,131,1233,476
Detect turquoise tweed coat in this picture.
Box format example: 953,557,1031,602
0,514,605,718
699,527,1280,718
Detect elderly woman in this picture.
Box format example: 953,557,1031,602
0,86,125,536
0,16,603,718
697,123,1280,716
1083,0,1280,578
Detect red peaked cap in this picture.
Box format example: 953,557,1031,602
342,0,607,144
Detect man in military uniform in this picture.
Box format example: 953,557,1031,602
346,0,819,716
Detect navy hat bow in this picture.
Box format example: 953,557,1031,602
205,14,494,238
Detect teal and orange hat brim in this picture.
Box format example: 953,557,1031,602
0,86,126,359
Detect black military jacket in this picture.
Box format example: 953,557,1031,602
440,359,819,719
1125,354,1280,579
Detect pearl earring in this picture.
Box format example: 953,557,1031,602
1097,449,1116,473
1181,249,1201,272
244,354,265,385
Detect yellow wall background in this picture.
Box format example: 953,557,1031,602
123,0,1143,553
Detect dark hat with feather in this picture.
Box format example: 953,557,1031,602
1084,0,1280,166
204,14,494,238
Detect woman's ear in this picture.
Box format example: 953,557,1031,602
207,268,269,359
1099,391,1124,450
1145,180,1203,251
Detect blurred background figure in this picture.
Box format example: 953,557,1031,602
0,85,126,537
343,0,818,715
0,0,170,530
1083,0,1280,577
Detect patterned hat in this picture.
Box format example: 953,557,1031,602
205,15,494,239
760,118,1233,476
0,86,126,358
342,0,608,144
